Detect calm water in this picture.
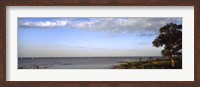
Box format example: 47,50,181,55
18,57,162,69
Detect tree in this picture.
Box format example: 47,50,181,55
152,23,182,67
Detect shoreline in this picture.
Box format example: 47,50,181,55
18,57,181,69
112,58,182,69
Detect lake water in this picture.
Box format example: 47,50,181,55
18,57,162,69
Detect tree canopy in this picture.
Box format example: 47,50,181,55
152,23,182,57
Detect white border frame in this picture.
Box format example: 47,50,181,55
6,6,194,81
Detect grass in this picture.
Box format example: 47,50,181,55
113,58,182,69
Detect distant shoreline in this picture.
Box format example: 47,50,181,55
18,56,163,59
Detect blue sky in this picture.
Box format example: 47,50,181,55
18,18,182,57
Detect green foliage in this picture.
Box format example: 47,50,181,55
113,58,182,69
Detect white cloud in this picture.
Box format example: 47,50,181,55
18,19,71,28
18,18,181,35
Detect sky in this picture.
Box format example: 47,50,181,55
18,17,182,57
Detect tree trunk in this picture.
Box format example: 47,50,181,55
170,57,175,67
168,49,175,68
